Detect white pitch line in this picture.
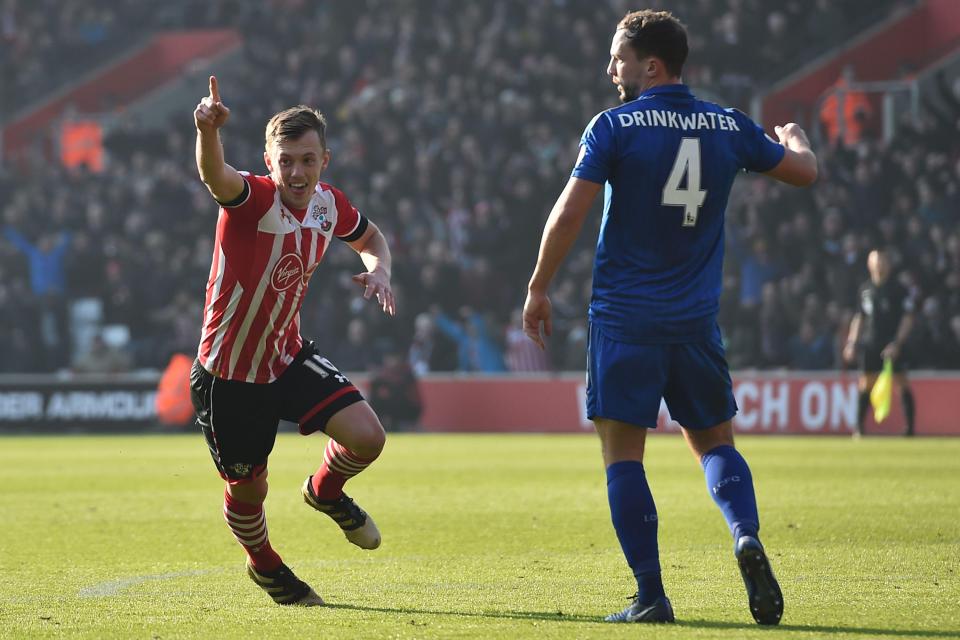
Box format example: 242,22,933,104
78,569,218,598
77,557,378,598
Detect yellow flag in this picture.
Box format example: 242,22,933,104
870,357,894,423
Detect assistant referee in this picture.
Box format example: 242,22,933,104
843,248,916,436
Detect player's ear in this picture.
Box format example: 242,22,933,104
320,149,331,173
263,150,273,172
646,57,658,78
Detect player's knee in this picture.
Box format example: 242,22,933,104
351,419,386,460
228,478,268,504
684,421,734,460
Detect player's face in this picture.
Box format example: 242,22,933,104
264,130,330,209
607,29,647,103
868,251,891,284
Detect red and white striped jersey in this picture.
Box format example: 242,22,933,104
197,173,367,383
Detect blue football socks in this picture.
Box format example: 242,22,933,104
701,445,759,543
606,460,665,605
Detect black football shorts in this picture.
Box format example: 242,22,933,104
858,343,907,374
189,341,364,483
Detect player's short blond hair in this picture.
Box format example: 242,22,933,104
265,106,327,149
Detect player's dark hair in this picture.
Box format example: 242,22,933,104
265,106,327,149
617,10,688,78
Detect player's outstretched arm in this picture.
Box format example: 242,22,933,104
347,220,396,316
765,123,818,187
523,177,602,349
194,75,245,204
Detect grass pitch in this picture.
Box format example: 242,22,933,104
1,432,958,639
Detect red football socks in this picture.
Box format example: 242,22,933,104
311,439,376,499
223,490,282,572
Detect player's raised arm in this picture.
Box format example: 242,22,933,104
194,75,245,204
523,176,602,349
765,122,818,187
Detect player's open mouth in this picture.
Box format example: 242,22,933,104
289,183,308,194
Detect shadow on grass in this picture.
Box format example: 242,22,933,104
324,602,596,623
677,619,960,638
325,603,958,637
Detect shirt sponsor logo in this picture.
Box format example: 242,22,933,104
271,253,305,292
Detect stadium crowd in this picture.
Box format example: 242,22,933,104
4,0,958,377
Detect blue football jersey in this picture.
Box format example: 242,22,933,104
572,84,784,343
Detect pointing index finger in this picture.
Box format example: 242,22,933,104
209,76,220,103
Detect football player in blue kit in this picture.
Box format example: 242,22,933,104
522,9,817,625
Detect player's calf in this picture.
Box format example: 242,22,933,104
223,490,284,573
311,438,379,499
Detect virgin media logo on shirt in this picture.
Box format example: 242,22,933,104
271,254,305,292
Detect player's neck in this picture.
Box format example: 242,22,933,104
280,197,309,215
641,76,682,92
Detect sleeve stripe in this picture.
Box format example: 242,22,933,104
215,179,251,208
338,215,369,242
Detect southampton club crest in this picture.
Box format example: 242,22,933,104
228,462,254,478
312,204,332,232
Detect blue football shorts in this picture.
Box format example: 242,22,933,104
586,321,738,430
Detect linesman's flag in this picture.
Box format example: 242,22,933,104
870,357,894,423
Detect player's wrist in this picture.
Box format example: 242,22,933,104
527,275,550,295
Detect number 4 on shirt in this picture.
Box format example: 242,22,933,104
662,137,707,227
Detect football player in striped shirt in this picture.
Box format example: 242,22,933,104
523,10,817,626
190,76,395,606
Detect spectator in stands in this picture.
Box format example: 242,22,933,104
504,308,549,372
2,226,72,369
434,307,506,373
408,312,458,375
786,319,834,369
820,66,875,147
369,352,422,431
72,332,131,374
740,238,781,308
3,227,71,296
328,318,381,374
